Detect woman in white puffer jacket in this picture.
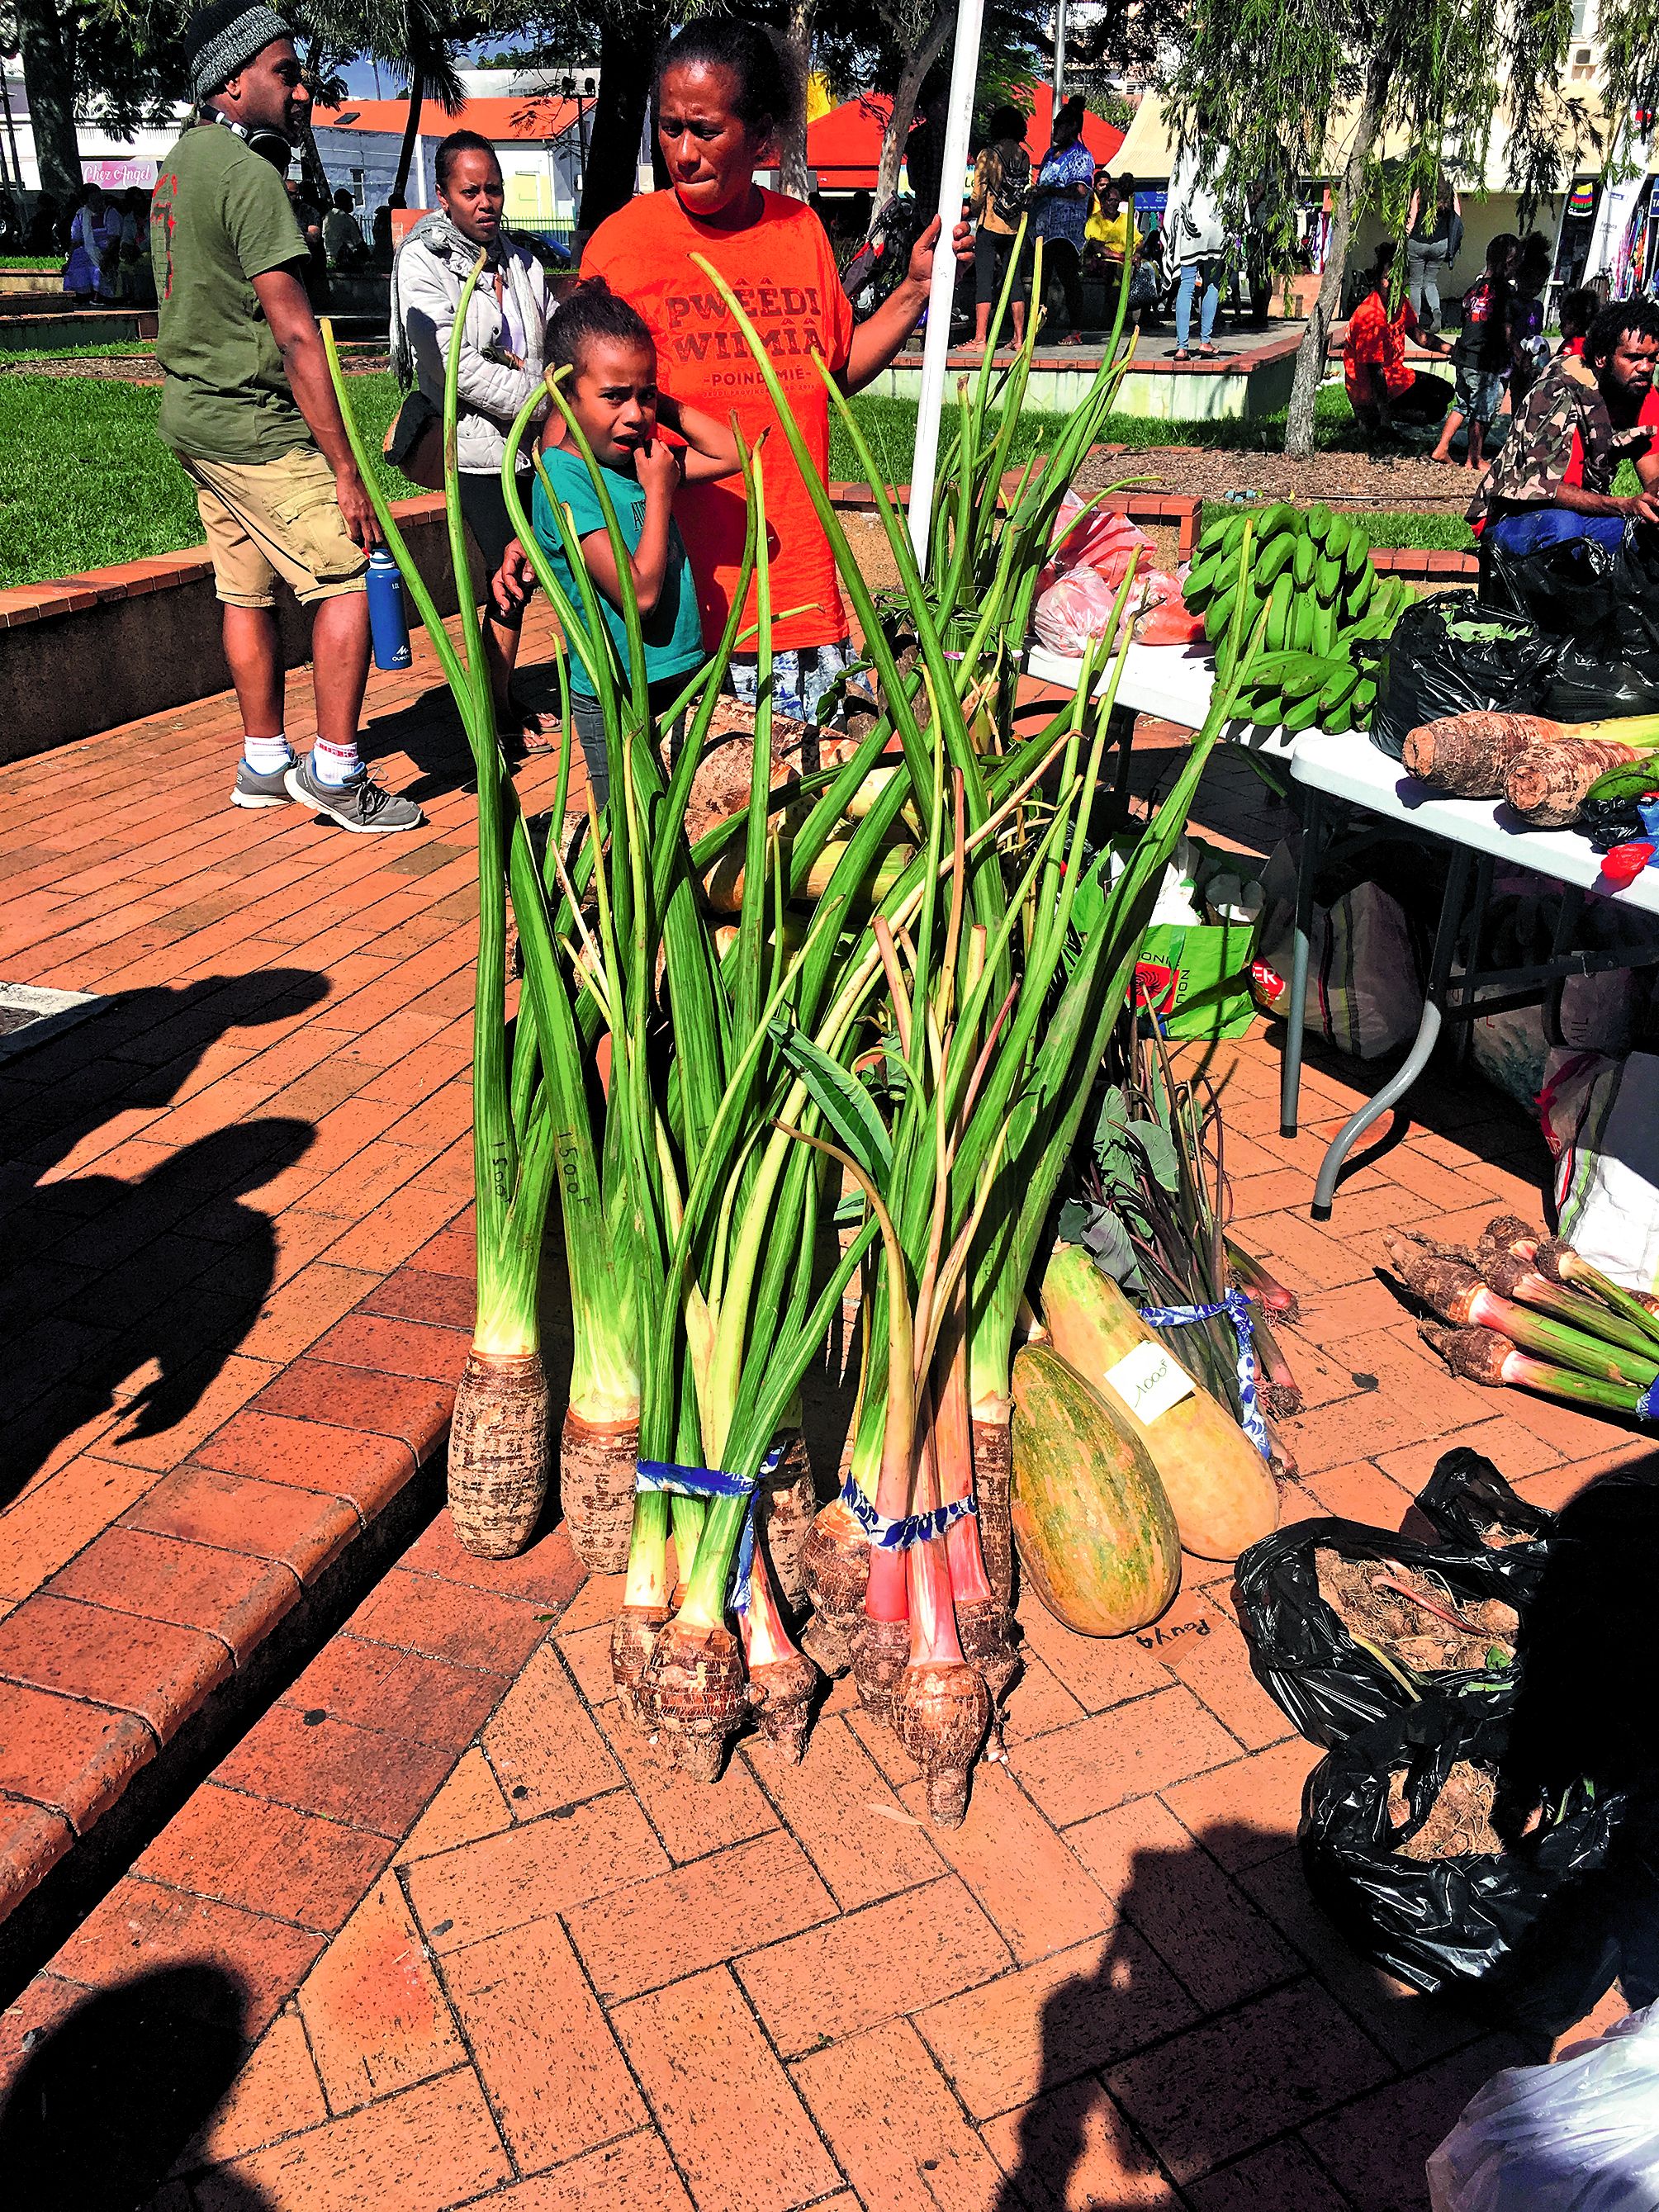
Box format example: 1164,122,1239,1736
391,129,552,739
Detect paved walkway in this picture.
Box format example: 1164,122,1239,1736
0,632,1647,2209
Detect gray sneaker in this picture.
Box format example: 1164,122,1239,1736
230,756,297,809
284,754,423,834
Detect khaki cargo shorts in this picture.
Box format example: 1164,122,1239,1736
180,445,367,609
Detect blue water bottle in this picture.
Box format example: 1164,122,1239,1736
366,547,412,670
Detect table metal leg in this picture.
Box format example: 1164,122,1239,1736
1453,852,1495,1066
1279,789,1323,1139
1310,847,1473,1220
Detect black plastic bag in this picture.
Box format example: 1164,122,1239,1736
1234,1515,1547,1748
1545,642,1659,721
1300,1693,1625,2036
1481,528,1623,648
1369,592,1559,762
1415,1447,1554,1553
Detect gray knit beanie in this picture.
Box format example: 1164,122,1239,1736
184,0,292,101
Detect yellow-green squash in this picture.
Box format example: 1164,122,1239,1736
1010,1343,1181,1637
1040,1245,1279,1561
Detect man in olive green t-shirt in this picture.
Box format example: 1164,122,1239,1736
154,0,418,831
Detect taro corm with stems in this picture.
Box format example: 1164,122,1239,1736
1386,1235,1659,1390
1423,1324,1655,1419
324,280,595,1558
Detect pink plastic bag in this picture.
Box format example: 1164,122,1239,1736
1032,566,1123,655
1051,490,1153,576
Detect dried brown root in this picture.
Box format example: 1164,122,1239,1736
642,1618,748,1783
1263,1383,1303,1419
611,1604,670,1730
448,1349,550,1560
852,1613,912,1729
970,1415,1014,1609
747,1650,820,1764
761,1432,818,1608
560,1409,639,1574
799,1501,870,1676
893,1660,992,1827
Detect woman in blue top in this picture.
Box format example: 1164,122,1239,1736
1027,96,1095,344
526,281,740,811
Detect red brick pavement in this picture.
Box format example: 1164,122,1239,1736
0,623,1644,2208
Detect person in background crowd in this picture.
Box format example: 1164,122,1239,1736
1165,136,1227,361
1508,232,1555,407
562,18,971,725
969,103,1030,351
323,187,366,269
1558,285,1600,359
1405,176,1464,334
1469,296,1659,552
392,129,554,743
1026,92,1093,343
369,200,394,268
285,180,327,291
1430,230,1518,469
1343,239,1453,440
116,186,156,305
26,194,62,254
63,184,111,300
152,0,420,831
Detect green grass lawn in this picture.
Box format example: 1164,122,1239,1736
0,257,65,273
0,370,418,587
0,367,1476,588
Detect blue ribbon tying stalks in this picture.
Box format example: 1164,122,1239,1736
1135,1286,1272,1460
1638,1380,1659,1422
634,1445,782,1614
838,1471,977,1551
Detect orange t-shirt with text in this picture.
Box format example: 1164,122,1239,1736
581,187,856,653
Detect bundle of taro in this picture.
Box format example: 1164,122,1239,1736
329,244,1288,1822
1391,1215,1659,1422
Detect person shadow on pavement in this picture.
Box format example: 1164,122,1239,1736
4,1117,315,1506
0,1965,275,2209
5,969,329,1188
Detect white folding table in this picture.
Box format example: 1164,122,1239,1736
1287,733,1659,1216
1025,638,1659,1218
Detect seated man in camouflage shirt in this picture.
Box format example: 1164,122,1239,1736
1469,296,1659,557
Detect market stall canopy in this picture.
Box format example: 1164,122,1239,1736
1116,88,1619,187
808,81,1124,192
311,94,586,145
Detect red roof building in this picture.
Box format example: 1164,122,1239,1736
807,82,1126,192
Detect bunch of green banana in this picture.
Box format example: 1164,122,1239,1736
1183,501,1413,732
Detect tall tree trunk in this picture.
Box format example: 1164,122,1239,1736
779,0,813,202
392,68,424,202
297,38,334,209
14,0,81,205
1285,45,1391,457
579,6,670,241
868,2,955,235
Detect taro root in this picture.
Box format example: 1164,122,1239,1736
894,1659,992,1826
969,1411,1015,1608
761,1432,818,1608
561,1410,639,1574
1403,711,1573,795
642,1619,749,1781
851,1612,911,1727
611,1604,670,1730
742,1538,820,1763
799,1499,870,1675
448,1350,549,1560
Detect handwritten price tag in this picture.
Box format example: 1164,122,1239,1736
1102,1340,1195,1424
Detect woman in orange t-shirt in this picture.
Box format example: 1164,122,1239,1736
580,20,970,722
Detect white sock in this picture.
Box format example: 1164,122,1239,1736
311,736,363,788
244,731,294,776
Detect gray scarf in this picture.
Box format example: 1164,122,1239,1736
389,209,508,387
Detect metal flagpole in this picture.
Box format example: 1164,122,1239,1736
905,0,988,568
1052,0,1068,99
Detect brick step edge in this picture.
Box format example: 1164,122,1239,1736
0,1227,481,1951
